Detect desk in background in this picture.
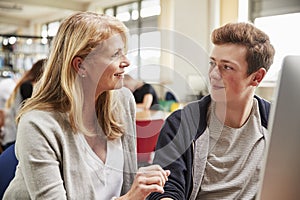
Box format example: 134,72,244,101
136,110,170,121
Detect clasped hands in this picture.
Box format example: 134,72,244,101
118,164,170,200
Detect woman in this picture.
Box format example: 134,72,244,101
3,12,169,200
0,59,45,150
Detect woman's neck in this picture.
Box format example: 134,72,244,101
82,98,102,135
82,105,108,163
85,133,107,163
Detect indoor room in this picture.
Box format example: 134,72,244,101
0,0,300,199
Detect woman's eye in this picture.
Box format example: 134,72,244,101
112,49,125,58
112,51,120,57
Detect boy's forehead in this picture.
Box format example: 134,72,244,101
211,44,247,59
210,44,248,68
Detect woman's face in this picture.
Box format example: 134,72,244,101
83,34,130,98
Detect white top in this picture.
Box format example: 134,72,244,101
0,78,16,109
79,134,124,200
1,87,22,146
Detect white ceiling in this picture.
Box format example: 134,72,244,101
0,0,129,35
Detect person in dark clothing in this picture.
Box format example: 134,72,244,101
148,22,275,200
124,74,159,110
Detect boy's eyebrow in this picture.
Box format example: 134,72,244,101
210,57,239,66
221,59,240,67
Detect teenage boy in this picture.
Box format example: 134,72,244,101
148,22,275,200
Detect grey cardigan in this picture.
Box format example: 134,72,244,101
3,87,137,200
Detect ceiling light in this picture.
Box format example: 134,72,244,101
3,38,8,46
8,36,16,45
26,39,32,45
41,37,48,45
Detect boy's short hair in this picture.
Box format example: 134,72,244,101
211,22,275,75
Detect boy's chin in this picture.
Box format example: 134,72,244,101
210,91,227,103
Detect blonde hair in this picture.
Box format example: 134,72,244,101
17,12,128,140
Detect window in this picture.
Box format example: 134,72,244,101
105,0,161,82
240,0,300,83
140,0,161,18
116,2,139,22
41,20,60,44
248,0,300,20
254,13,300,82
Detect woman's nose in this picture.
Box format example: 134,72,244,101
120,55,130,68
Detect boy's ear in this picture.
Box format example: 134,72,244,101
251,68,266,86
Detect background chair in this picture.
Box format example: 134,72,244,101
136,119,164,166
0,143,18,199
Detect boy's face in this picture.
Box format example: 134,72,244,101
209,44,256,103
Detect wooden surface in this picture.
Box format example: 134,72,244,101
136,110,170,121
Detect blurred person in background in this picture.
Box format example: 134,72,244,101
0,58,46,151
124,74,159,110
0,75,16,153
0,75,16,109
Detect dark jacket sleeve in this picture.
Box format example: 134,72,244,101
147,110,193,200
147,97,210,200
148,97,208,199
254,95,270,129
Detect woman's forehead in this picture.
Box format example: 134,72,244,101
83,34,125,61
97,34,124,50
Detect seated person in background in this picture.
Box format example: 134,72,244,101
0,110,3,129
0,76,16,109
0,58,45,151
3,12,170,200
0,76,16,151
147,22,275,200
124,74,159,110
0,110,4,153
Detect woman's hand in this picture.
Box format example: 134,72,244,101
119,164,171,200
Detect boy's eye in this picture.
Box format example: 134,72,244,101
224,65,233,70
209,61,216,67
